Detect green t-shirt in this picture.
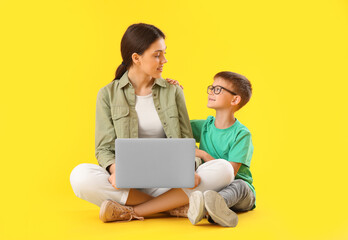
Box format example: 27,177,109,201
191,116,255,208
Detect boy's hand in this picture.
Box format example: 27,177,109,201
166,78,184,90
195,149,215,162
188,172,201,189
195,149,204,159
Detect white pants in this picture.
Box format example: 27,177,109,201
70,159,234,207
182,159,234,197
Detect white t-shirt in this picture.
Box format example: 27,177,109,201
135,93,166,138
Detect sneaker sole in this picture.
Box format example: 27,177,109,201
99,199,113,223
188,191,206,225
204,190,238,227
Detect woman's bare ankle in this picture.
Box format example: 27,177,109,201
125,189,154,205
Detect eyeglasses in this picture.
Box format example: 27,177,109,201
207,85,237,95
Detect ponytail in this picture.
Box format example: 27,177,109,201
114,62,128,80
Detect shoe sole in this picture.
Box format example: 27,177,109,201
188,191,206,225
99,199,113,223
204,190,238,227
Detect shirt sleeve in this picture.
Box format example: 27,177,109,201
228,130,254,167
95,87,116,170
190,119,206,143
175,85,194,138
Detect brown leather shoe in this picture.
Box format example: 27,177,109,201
169,204,189,217
99,199,144,223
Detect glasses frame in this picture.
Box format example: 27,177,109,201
207,85,237,95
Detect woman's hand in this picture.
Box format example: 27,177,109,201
188,172,201,189
108,172,120,190
107,164,120,190
166,78,184,90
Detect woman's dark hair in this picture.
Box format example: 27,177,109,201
113,23,166,81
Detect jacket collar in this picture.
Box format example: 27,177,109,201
118,70,166,89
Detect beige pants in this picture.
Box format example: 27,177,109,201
70,159,234,207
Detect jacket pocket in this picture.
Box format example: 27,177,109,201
112,106,130,137
112,106,129,120
166,105,179,118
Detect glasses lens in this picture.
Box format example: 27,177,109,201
207,85,213,93
214,86,222,94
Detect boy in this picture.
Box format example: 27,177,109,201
186,71,255,227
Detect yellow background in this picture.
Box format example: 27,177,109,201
1,0,348,239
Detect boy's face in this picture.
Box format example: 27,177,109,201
207,77,239,110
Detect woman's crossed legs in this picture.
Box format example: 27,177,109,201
70,159,234,220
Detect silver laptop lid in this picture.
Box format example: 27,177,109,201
115,138,195,188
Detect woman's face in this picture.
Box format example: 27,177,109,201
137,37,168,79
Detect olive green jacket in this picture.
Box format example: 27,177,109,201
95,70,194,170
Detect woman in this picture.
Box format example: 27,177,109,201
70,23,233,223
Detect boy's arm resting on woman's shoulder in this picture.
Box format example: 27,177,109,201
95,87,116,171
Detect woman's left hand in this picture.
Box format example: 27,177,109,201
166,78,184,90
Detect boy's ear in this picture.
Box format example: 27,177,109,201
231,95,241,106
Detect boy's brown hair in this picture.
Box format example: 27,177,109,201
214,71,252,110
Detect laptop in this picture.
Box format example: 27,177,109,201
115,138,196,188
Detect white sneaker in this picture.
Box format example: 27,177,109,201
204,190,238,227
187,191,207,225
